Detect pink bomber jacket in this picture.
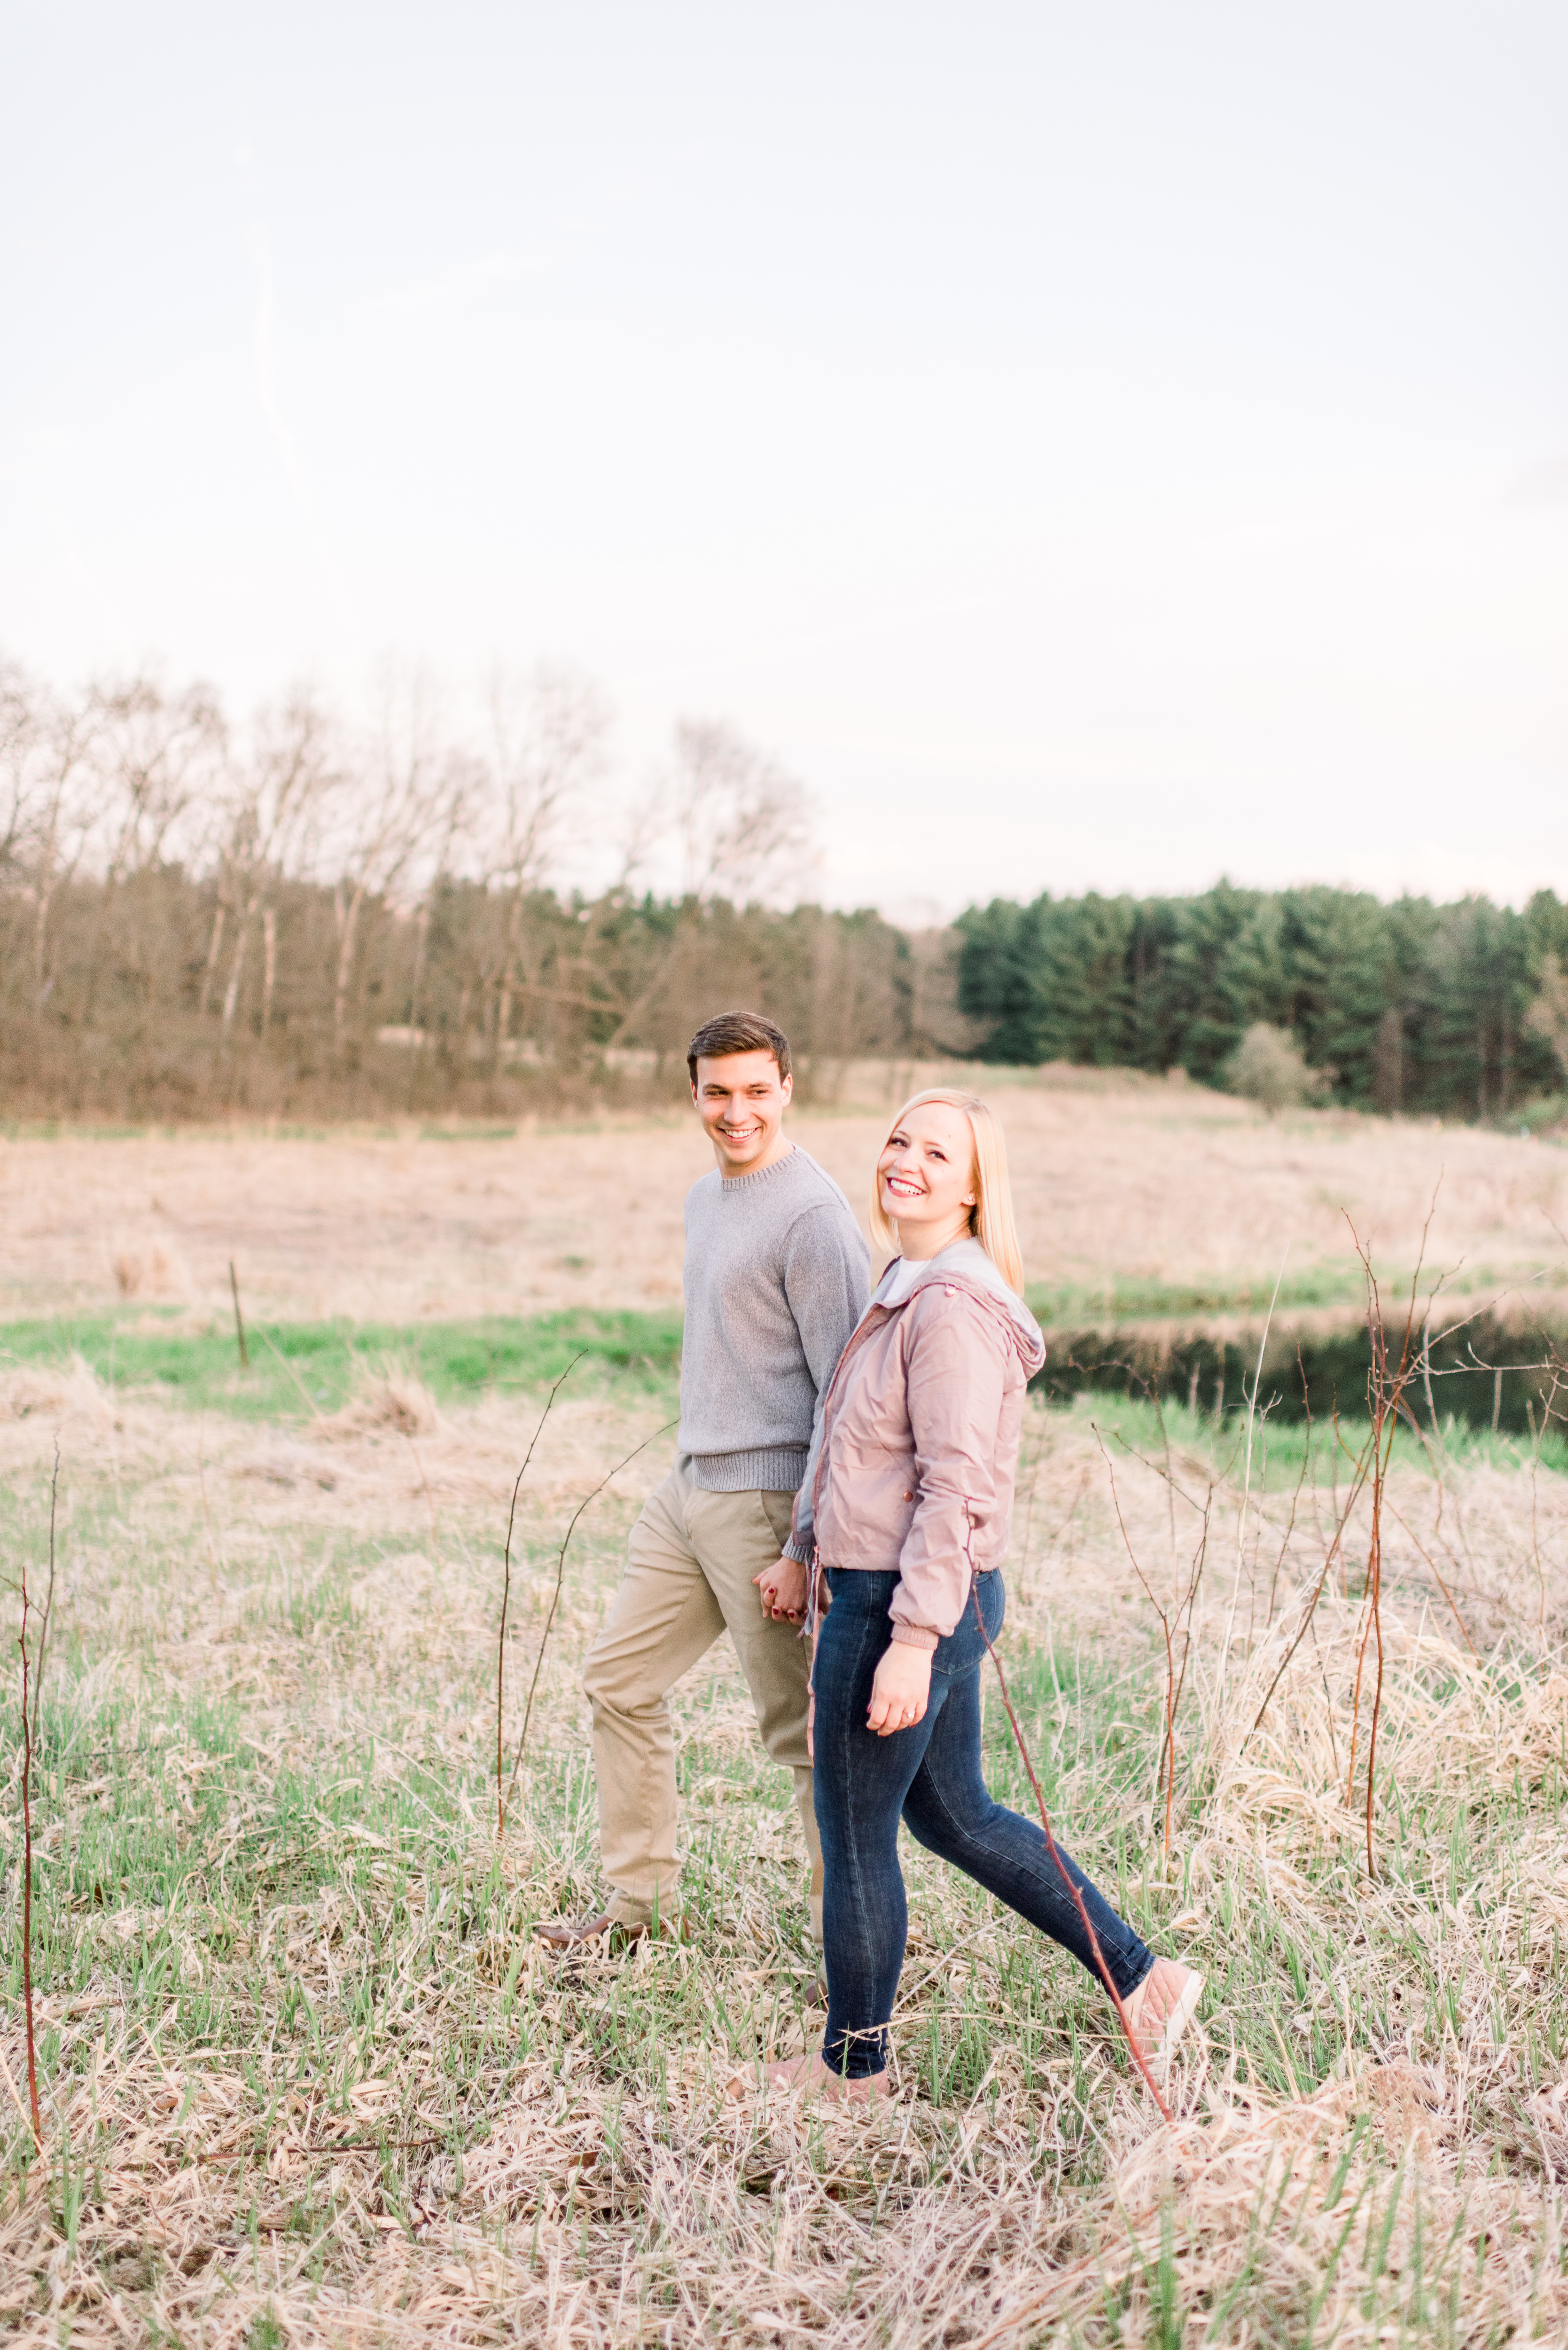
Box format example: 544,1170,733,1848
788,1241,1047,1646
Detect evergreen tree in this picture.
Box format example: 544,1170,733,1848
954,879,1564,1122
1215,893,1292,1036
1126,897,1184,1071
1160,881,1264,1079
955,896,1052,1062
1275,887,1390,1102
1031,893,1139,1064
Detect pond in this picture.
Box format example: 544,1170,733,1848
1030,1307,1568,1437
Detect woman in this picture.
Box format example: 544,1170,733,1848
767,1089,1201,2099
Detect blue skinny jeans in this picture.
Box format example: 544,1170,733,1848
812,1566,1155,2079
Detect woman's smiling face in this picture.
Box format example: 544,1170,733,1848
877,1100,977,1245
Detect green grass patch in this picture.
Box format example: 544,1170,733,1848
0,1306,683,1419
416,1122,518,1141
1025,1262,1545,1327
1026,1266,1365,1326
0,1120,180,1143
1057,1391,1568,1483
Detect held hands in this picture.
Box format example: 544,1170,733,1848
754,1554,809,1625
866,1642,933,1737
752,1558,935,1737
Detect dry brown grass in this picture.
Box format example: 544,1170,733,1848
1,1065,1562,1320
3,1077,1567,2342
1,1341,1566,2345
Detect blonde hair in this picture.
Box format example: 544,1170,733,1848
869,1088,1025,1293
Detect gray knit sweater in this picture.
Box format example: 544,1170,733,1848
679,1144,869,1496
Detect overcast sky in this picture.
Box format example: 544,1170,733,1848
3,1,1564,914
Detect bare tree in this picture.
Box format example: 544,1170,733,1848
0,658,33,870
208,689,341,1040
73,672,228,1025
483,663,612,1065
662,718,817,905
330,662,470,1051
92,672,227,888
600,718,819,1056
0,666,104,1010
0,651,932,1119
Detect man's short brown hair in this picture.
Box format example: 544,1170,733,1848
686,1010,792,1087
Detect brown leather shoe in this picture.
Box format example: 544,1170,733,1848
534,1910,686,1954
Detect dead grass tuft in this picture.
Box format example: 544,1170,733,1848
319,1372,440,1441
110,1242,188,1301
0,1357,111,1429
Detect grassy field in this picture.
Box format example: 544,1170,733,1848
2,1079,1567,2344
0,1309,684,1422
1,1063,1562,1322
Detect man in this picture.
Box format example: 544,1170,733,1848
538,1009,869,1951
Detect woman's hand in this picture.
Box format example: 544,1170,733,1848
754,1555,809,1624
867,1642,933,1736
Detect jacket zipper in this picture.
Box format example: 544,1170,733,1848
810,1272,1044,1543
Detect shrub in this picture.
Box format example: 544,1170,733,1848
1223,1023,1332,1115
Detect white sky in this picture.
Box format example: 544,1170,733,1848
2,1,1565,914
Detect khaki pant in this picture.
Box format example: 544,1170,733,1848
583,1462,823,1937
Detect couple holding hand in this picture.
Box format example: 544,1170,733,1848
538,1009,1201,2096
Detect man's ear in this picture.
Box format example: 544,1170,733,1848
779,1072,794,1105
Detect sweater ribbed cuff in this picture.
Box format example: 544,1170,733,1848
686,1447,809,1496
781,1532,813,1565
889,1623,939,1652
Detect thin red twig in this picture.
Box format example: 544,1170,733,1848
1164,1491,1213,1788
496,1355,584,1838
17,1560,43,2151
1094,1433,1178,1848
29,1441,60,1755
508,1414,680,1791
1342,1204,1438,1877
968,1582,1173,2123
962,1504,1176,2125
1264,1351,1314,1630
1247,1427,1377,1740
1381,1496,1479,1662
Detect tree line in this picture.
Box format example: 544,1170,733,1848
5,652,1565,1125
955,883,1568,1118
0,656,965,1118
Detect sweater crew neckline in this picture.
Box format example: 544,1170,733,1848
715,1143,799,1190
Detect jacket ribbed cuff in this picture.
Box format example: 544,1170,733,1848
686,1447,809,1496
889,1623,939,1652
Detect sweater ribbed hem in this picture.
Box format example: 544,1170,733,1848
686,1446,809,1495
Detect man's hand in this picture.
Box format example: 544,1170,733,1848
866,1642,933,1736
754,1554,809,1624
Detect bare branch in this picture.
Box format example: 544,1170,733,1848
663,717,818,905
484,662,611,896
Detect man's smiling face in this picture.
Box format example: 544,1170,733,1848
692,1049,793,1176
